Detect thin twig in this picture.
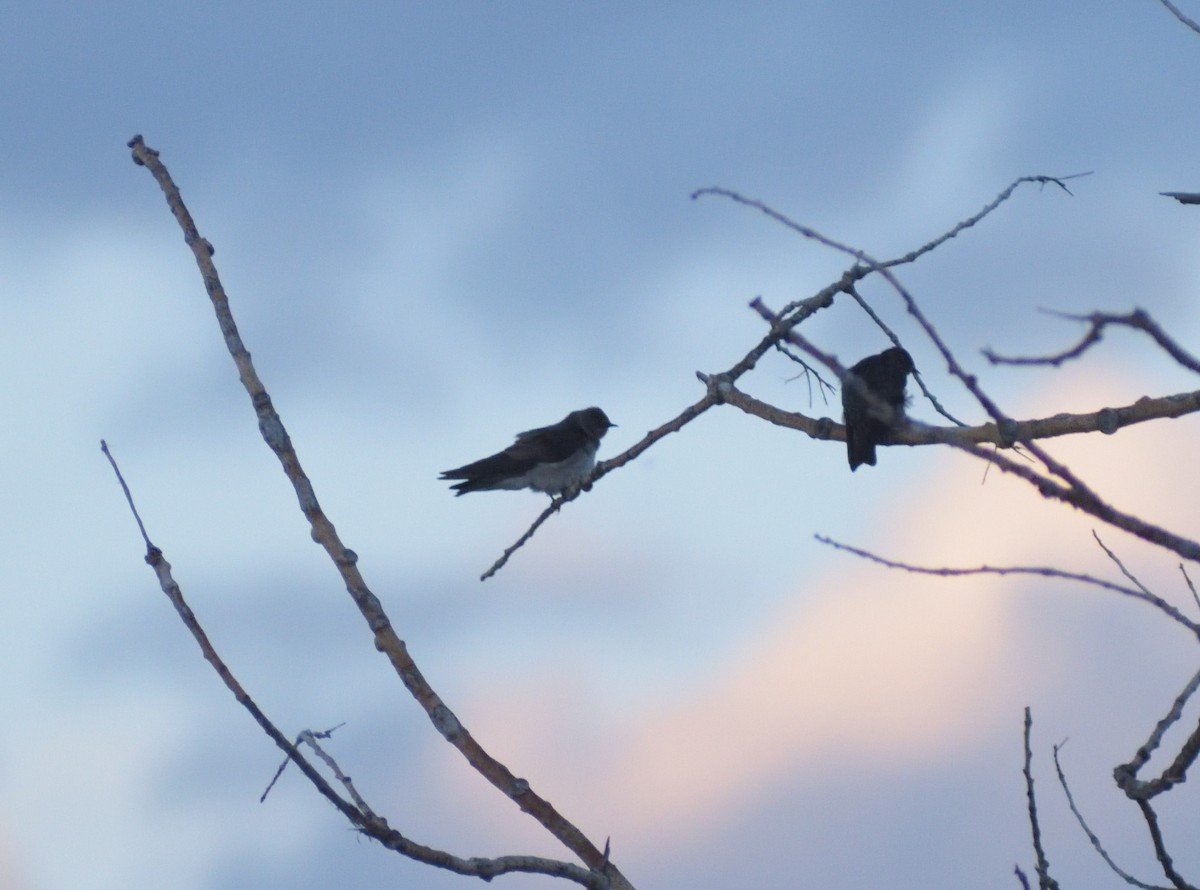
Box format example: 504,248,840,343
985,309,1200,374
1133,798,1198,890
1023,708,1061,890
842,282,967,426
1158,0,1200,35
1180,564,1200,614
815,535,1200,635
1114,666,1200,800
1052,742,1167,889
1091,531,1158,600
481,393,718,579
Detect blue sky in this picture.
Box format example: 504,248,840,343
3,3,1200,889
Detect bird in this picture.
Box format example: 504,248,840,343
440,407,616,496
841,346,915,471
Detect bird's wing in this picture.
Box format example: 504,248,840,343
440,424,589,480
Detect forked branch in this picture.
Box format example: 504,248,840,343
125,135,627,890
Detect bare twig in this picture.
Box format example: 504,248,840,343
775,341,837,406
105,442,575,884
1133,798,1198,890
102,442,354,818
882,173,1089,266
1158,0,1200,34
480,392,719,579
1180,564,1200,614
1091,531,1158,601
815,535,1200,636
127,135,628,890
1023,708,1061,890
985,309,1200,374
840,283,967,427
693,174,1086,273
1114,667,1200,799
1053,743,1167,889
262,723,352,805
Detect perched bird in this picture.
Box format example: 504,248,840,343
841,346,915,471
440,407,616,496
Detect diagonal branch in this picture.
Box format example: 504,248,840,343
693,174,1086,273
748,294,1200,566
104,441,602,885
985,308,1200,373
723,333,1200,449
480,393,718,580
127,135,628,890
815,535,1200,636
1158,0,1200,34
1115,666,1200,800
1053,743,1168,890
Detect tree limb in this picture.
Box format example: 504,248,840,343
126,135,628,890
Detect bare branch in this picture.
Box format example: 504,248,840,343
1133,798,1199,890
985,309,1200,374
481,392,719,579
746,295,1200,452
262,723,347,803
1115,667,1200,799
693,174,1086,272
127,135,629,890
487,174,1085,575
841,283,968,427
1053,743,1168,890
721,367,1200,452
882,173,1090,266
951,437,1200,566
1181,564,1200,613
815,535,1200,636
774,341,837,406
1158,0,1200,34
1091,531,1159,601
1023,708,1061,890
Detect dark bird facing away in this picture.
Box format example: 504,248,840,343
841,347,915,471
440,407,616,496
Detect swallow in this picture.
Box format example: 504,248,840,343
440,407,616,496
841,347,915,470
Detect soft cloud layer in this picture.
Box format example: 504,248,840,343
3,5,1200,890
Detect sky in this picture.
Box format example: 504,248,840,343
2,2,1200,889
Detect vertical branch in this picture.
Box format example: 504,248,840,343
1023,708,1061,890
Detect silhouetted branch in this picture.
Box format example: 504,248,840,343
1053,743,1167,889
1133,798,1198,890
1181,564,1200,613
1115,667,1200,800
127,135,628,890
694,174,1086,271
1023,708,1061,890
985,309,1200,374
488,178,1090,575
815,535,1200,635
1158,0,1200,34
